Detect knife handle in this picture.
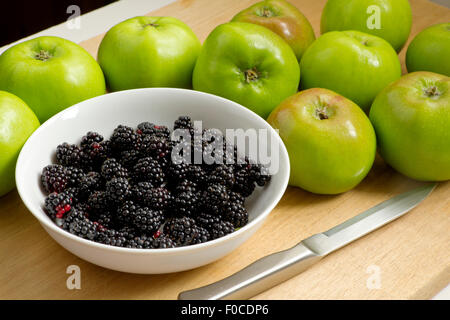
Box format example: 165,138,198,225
178,242,321,300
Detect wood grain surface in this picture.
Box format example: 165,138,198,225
1,0,449,300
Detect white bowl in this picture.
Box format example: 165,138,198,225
15,88,289,274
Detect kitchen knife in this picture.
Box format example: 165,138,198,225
178,183,437,300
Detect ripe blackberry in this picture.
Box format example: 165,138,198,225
207,165,235,188
187,165,207,186
83,140,111,168
150,234,176,248
110,125,139,151
56,143,83,168
68,217,97,240
133,184,171,210
249,164,272,187
202,184,230,213
118,225,138,240
172,191,200,217
119,149,141,169
166,163,189,182
116,200,140,225
41,164,69,193
195,212,222,230
87,191,110,213
209,220,235,240
105,177,131,203
137,122,170,139
174,116,193,130
94,212,115,230
174,180,198,194
61,206,88,230
101,158,128,181
96,229,127,247
192,226,210,244
229,191,245,205
44,191,73,220
131,207,164,233
233,168,256,197
126,235,152,249
79,171,103,198
164,216,199,246
222,202,249,228
67,166,86,187
133,157,165,185
139,135,171,159
80,131,104,150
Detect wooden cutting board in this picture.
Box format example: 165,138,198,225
0,0,449,300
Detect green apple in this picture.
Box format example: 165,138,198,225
231,0,315,61
300,30,401,112
98,16,201,91
193,22,299,119
0,91,40,197
267,88,376,194
0,36,106,123
369,72,450,181
321,0,412,52
406,23,450,77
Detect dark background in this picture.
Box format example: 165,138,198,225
1,0,116,47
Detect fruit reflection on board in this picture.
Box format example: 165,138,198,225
0,0,449,204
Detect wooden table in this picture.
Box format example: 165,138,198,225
1,0,449,300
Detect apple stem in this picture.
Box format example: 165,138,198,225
261,7,274,17
424,86,440,98
35,50,52,61
244,68,260,83
315,107,329,120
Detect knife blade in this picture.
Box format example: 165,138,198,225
178,183,437,300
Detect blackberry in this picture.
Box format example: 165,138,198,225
101,158,128,181
166,163,189,182
150,234,176,248
139,135,171,159
222,202,249,228
79,171,103,198
105,177,131,203
116,200,140,225
110,125,139,151
233,168,256,197
41,164,69,193
133,157,165,185
192,226,210,244
96,229,127,247
187,165,207,186
61,206,88,230
80,131,104,150
249,164,272,187
164,217,199,246
174,116,193,130
67,166,86,187
172,191,200,217
195,212,222,230
118,225,138,240
202,184,229,213
137,122,170,139
126,235,152,249
209,220,234,240
119,149,141,169
131,207,164,233
229,191,245,205
94,212,115,230
174,180,198,194
87,191,110,213
44,191,74,220
207,165,235,188
56,143,83,168
83,140,111,168
68,217,97,240
133,184,171,210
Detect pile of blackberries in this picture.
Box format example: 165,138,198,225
40,116,271,249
